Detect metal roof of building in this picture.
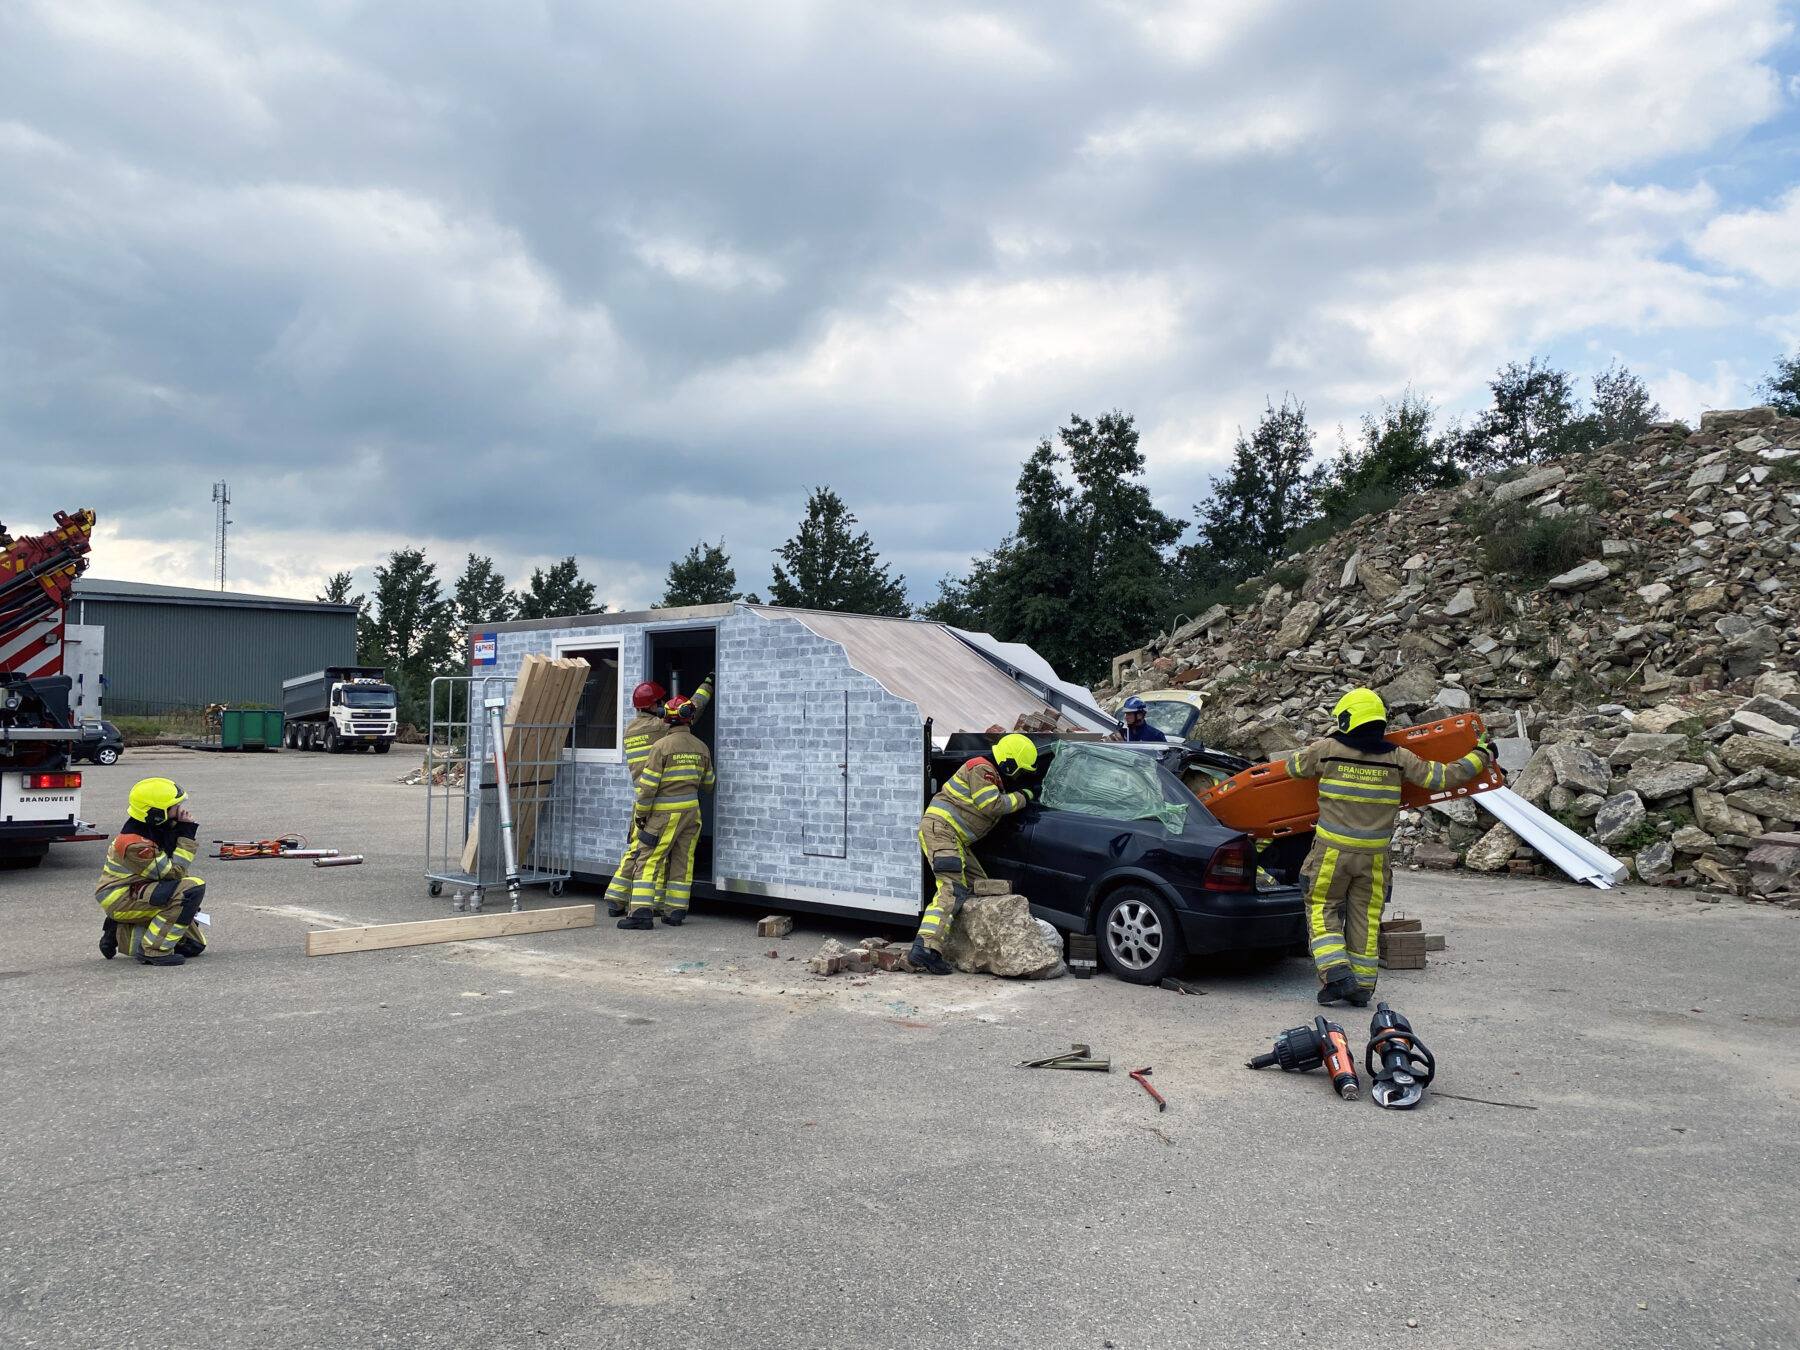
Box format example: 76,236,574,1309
72,578,358,614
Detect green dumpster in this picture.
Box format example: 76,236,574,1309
220,709,283,750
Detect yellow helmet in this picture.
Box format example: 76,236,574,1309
992,733,1038,776
128,777,186,826
1332,688,1387,733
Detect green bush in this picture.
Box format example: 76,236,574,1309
1465,502,1603,579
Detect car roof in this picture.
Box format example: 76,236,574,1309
1138,690,1205,708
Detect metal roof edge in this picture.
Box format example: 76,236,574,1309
478,601,739,636
71,578,358,614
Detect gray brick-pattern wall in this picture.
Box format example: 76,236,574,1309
478,609,925,909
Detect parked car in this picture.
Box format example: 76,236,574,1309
72,720,124,766
936,737,1306,984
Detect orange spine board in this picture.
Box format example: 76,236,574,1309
1198,713,1501,840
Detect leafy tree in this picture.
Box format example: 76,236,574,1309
1452,358,1589,473
660,539,748,606
1313,391,1464,526
1589,362,1662,444
769,488,909,615
1181,397,1319,589
317,572,359,606
924,411,1182,684
1757,348,1800,416
514,556,599,620
452,554,514,629
361,548,458,724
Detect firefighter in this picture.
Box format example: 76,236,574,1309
94,777,209,967
1284,688,1492,1006
618,694,716,930
604,675,714,916
908,732,1039,976
1118,696,1168,742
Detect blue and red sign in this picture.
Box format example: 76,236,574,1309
472,633,497,666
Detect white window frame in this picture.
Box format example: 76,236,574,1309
551,635,625,764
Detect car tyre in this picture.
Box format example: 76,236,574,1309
96,746,120,765
1096,885,1187,985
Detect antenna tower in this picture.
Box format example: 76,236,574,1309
212,480,232,591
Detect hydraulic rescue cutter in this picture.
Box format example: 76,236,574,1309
1198,712,1503,840
1364,1003,1436,1110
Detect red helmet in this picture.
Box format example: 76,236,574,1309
664,696,698,725
632,681,668,710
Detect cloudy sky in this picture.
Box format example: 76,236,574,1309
4,1,1798,611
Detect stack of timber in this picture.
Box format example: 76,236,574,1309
1377,916,1444,971
460,654,590,873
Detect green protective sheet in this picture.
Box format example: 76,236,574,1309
1040,742,1187,833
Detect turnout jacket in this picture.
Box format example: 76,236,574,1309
635,727,716,813
95,817,198,904
924,757,1031,844
622,678,714,782
1284,734,1487,853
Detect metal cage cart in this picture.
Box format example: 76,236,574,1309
423,674,576,912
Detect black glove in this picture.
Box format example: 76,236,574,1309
174,820,199,840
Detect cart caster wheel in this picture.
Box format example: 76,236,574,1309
469,891,485,913
429,881,443,897
548,880,565,898
451,891,465,911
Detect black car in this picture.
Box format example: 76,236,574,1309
71,720,125,766
936,736,1306,985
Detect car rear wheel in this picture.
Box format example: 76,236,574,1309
1096,885,1186,985
95,746,120,765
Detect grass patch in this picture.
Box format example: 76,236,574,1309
1766,458,1800,486
1463,501,1604,579
1575,477,1613,510
110,712,209,745
1267,563,1311,592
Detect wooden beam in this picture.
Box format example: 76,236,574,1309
304,904,596,957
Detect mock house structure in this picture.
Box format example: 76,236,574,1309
471,603,1112,918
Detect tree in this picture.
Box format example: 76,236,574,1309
514,557,599,620
660,539,748,607
1184,396,1320,587
1453,358,1588,473
317,572,359,605
1757,348,1800,416
361,548,458,724
1313,391,1464,526
452,554,514,629
1589,362,1662,444
924,411,1183,684
768,488,909,615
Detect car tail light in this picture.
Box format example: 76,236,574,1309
1203,837,1253,890
27,772,82,790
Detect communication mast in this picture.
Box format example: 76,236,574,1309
212,480,232,591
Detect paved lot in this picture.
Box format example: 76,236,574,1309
3,749,1797,1348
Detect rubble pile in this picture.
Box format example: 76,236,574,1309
394,750,466,788
1100,407,1800,900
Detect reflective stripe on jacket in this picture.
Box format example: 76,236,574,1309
95,820,198,903
926,757,1030,845
623,678,714,781
1283,738,1486,851
635,727,716,812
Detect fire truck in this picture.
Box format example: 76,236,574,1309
0,511,96,867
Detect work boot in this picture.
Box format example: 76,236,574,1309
1317,974,1358,1006
606,902,627,918
98,919,118,961
136,951,186,967
908,939,953,976
174,934,207,958
1345,986,1373,1008
616,912,654,930
659,912,685,927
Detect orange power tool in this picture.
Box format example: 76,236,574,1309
1246,1016,1361,1101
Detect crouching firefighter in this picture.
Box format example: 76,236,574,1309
95,778,209,967
604,675,714,917
908,733,1039,976
1285,689,1491,1006
618,695,716,930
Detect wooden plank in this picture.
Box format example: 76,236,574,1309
305,904,596,957
1380,917,1424,933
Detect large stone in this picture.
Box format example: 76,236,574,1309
1635,704,1700,735
1731,709,1798,741
1509,747,1558,806
1340,550,1363,589
1429,798,1479,827
942,893,1064,978
1684,585,1729,617
1493,736,1534,774
1492,465,1567,506
1737,695,1800,729
1433,686,1472,711
1376,664,1443,713
1722,735,1800,777
1692,788,1763,840
1723,787,1800,821
1634,841,1675,879
1744,838,1800,885
1635,582,1673,604
1723,626,1780,677
1444,586,1476,617
1670,825,1716,854
1752,671,1800,699
1547,560,1610,591
1272,601,1323,653
1545,744,1613,796
1360,566,1401,602
1253,718,1302,757
1591,791,1646,847
1464,822,1521,871
1623,760,1709,800
1607,733,1691,767
1164,603,1232,648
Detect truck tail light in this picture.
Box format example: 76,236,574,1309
1203,838,1253,891
27,772,82,790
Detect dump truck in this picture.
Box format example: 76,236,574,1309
281,666,399,753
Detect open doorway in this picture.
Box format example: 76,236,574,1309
646,627,719,878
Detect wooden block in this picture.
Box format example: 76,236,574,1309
1380,917,1423,933
757,915,794,937
1380,934,1430,954
1379,953,1428,970
304,904,596,957
1423,934,1446,951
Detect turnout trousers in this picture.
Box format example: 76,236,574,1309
100,875,208,958
602,815,647,912
913,813,987,954
1298,838,1388,992
627,806,703,917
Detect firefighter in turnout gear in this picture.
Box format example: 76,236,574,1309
1284,689,1491,1006
94,778,209,966
604,675,714,916
908,733,1039,976
618,695,716,930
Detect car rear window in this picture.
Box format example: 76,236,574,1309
1143,700,1192,739
1040,743,1188,832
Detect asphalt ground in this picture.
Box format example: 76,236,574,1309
2,748,1797,1348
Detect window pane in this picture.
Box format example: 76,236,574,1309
565,647,620,750
1143,700,1192,739
1040,743,1187,832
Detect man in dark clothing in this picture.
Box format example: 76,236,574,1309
1119,696,1168,742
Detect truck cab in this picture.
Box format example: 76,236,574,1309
282,667,399,753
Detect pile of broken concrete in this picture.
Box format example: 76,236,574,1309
807,882,1067,980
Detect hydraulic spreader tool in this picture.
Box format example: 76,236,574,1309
1364,1003,1435,1109
1246,1016,1361,1100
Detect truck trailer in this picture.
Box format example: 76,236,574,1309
282,666,399,753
